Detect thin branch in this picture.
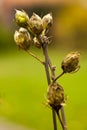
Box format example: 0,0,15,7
26,50,44,65
42,44,56,81
53,71,65,83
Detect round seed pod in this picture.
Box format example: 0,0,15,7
15,9,29,27
61,52,80,73
14,27,32,50
47,83,65,111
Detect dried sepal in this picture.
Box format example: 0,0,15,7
40,35,50,45
33,37,41,48
61,52,80,73
14,27,32,50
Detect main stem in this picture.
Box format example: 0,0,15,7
42,43,57,130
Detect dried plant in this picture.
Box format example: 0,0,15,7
14,10,80,130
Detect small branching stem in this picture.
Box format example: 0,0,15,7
53,72,65,83
26,50,44,65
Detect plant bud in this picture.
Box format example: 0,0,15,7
33,37,41,48
28,13,43,35
15,9,29,27
42,13,53,30
14,27,31,50
47,83,65,111
61,52,80,73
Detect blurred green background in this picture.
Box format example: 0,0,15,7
0,1,87,130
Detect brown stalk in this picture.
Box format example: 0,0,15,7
42,43,57,130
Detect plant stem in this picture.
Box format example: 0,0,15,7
61,106,67,130
42,43,57,130
53,72,65,83
26,50,44,65
56,111,64,130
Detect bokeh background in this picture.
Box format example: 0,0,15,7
0,0,87,130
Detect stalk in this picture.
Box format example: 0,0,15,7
42,43,57,130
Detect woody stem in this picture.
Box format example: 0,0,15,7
42,43,57,130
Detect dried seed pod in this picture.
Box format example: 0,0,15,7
42,13,53,31
33,37,41,48
47,83,65,111
15,9,29,27
14,27,32,50
28,13,43,35
61,52,80,73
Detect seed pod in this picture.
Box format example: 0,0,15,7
28,13,43,35
47,83,65,111
14,27,31,50
33,37,41,48
42,13,53,30
61,52,80,73
15,9,29,27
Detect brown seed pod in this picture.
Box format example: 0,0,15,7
42,13,53,30
14,27,32,50
47,83,65,111
28,13,43,35
61,52,80,73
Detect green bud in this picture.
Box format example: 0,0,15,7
28,13,43,35
47,83,65,110
42,13,53,30
33,37,41,48
61,52,80,73
14,27,31,50
15,9,29,27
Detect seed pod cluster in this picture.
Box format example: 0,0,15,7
15,10,53,35
47,83,65,111
14,10,53,50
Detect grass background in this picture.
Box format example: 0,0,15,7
0,49,87,130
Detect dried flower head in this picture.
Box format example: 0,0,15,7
42,13,53,31
33,37,41,48
15,9,29,27
14,27,31,50
28,13,43,35
47,83,65,111
61,52,80,73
